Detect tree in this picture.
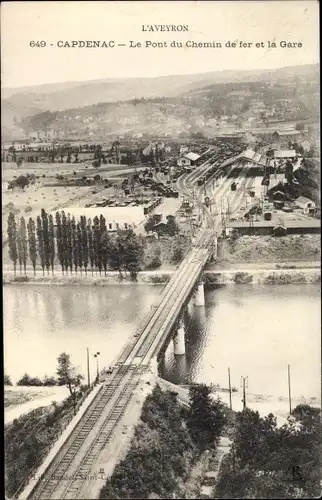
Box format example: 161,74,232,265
216,405,321,499
12,175,29,190
80,216,89,275
295,122,305,131
17,216,28,274
55,211,64,273
72,217,79,274
4,374,13,385
187,383,227,452
122,230,143,280
41,209,50,275
56,353,83,415
166,216,179,236
87,219,94,275
100,228,110,275
7,212,18,275
36,216,45,275
93,216,102,274
66,214,73,273
61,211,69,274
27,218,37,275
76,223,83,273
48,214,55,274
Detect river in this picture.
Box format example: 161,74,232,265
4,284,320,403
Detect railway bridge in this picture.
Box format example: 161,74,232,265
19,227,216,500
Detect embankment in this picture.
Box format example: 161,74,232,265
3,266,320,286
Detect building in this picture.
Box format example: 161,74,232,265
51,206,145,233
180,145,189,155
295,196,316,215
177,152,201,167
274,150,297,160
272,130,302,142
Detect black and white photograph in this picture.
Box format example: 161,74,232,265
2,1,320,499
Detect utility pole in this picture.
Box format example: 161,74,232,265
228,367,232,410
86,347,90,388
240,376,248,410
94,352,100,383
288,364,292,415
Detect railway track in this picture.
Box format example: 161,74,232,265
26,228,213,500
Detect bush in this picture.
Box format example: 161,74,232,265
4,374,13,386
171,246,183,264
16,373,43,386
24,205,32,213
8,175,30,190
234,272,253,284
145,257,162,270
13,276,29,283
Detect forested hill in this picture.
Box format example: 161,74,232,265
2,64,319,140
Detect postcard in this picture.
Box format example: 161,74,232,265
2,1,320,499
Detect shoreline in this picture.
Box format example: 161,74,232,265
3,264,321,286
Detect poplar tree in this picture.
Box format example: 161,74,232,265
61,211,68,274
93,216,101,274
55,211,64,274
48,214,55,275
80,216,89,275
66,214,73,273
76,222,83,274
100,228,110,275
87,219,94,275
27,217,37,275
72,216,78,274
36,216,45,275
41,209,50,275
20,216,28,274
17,219,23,274
7,212,18,275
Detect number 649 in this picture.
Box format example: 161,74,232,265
30,41,46,47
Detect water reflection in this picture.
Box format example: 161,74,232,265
160,284,321,399
4,284,162,384
4,283,320,400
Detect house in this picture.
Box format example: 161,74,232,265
272,130,301,141
177,152,201,167
50,206,145,233
180,145,189,155
274,150,297,160
295,197,316,215
272,190,285,201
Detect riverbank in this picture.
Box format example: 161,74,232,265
3,264,320,286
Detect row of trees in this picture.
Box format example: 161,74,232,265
7,210,144,279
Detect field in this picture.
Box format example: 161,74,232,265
2,161,147,244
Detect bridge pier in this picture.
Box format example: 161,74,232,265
173,318,186,356
194,282,205,306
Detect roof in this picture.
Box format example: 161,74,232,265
295,196,315,206
274,130,301,136
51,206,145,224
274,150,297,158
183,152,201,162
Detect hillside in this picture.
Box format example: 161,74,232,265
2,64,319,140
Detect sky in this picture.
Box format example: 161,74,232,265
1,0,319,89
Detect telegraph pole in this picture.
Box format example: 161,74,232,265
240,376,248,410
288,364,292,415
228,367,232,410
86,347,91,388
